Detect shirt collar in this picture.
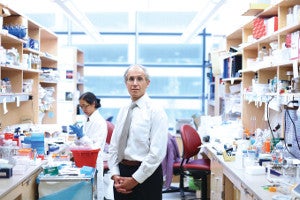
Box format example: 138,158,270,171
86,110,97,122
132,93,149,108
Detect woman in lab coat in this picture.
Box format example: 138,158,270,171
70,92,108,199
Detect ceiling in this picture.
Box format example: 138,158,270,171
2,0,252,44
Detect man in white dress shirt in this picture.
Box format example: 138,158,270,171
108,64,168,200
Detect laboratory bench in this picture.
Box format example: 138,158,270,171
192,118,299,200
0,161,96,200
0,163,43,200
202,139,297,200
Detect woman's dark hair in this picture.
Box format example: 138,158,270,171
79,92,101,108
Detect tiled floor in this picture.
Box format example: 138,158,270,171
102,188,197,200
162,192,198,200
162,183,199,200
103,192,197,200
102,180,198,200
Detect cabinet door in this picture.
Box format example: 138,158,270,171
210,156,223,200
1,169,40,200
239,190,254,200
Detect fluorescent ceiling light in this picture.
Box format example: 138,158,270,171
181,0,226,43
52,0,102,42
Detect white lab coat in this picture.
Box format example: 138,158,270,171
79,110,107,200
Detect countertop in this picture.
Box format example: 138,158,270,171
0,161,43,199
203,142,294,200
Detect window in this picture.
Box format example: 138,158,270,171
83,64,204,126
26,10,224,127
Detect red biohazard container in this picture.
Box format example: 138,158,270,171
71,148,100,168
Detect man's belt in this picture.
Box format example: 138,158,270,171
120,159,142,166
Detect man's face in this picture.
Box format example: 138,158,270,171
125,66,150,101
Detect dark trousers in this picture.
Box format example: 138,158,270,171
113,164,163,200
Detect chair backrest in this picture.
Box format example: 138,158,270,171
180,124,202,160
106,121,115,144
106,116,113,122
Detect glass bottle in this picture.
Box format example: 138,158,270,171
258,46,268,61
271,138,284,165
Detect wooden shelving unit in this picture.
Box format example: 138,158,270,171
209,1,300,198
240,0,300,131
0,3,58,127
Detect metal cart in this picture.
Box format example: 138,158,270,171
37,168,96,200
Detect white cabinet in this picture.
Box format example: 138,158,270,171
57,47,84,125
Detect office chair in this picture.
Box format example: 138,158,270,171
180,124,210,200
104,121,114,174
106,116,113,122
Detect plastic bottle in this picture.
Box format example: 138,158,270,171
271,138,284,164
0,46,6,64
283,143,293,159
19,133,25,148
32,149,37,161
262,46,268,56
2,77,11,93
286,7,293,26
242,150,247,168
264,138,271,153
258,46,268,61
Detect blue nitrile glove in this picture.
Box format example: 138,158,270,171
69,124,84,139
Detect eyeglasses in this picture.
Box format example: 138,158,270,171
127,76,146,83
79,104,91,109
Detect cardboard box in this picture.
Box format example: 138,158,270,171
293,5,300,24
266,16,278,35
290,30,300,60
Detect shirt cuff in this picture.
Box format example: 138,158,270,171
132,169,148,183
110,166,120,179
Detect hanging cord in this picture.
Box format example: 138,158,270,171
283,109,297,158
283,100,300,158
266,96,275,147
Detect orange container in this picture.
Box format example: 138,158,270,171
18,148,32,157
71,148,100,168
264,140,271,153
